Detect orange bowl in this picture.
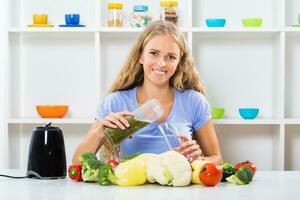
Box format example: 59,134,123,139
36,105,69,118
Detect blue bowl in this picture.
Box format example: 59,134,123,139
205,18,226,27
65,14,80,25
239,108,259,119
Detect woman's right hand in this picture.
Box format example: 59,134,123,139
101,111,134,130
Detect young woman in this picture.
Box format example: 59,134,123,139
72,20,223,165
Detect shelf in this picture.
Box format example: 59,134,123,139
8,27,97,33
191,27,281,33
6,118,287,125
3,0,300,171
213,119,282,125
284,119,300,124
8,118,94,124
9,27,300,33
284,27,300,32
285,124,300,170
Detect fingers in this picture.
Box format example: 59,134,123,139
177,134,191,143
106,115,126,129
119,111,134,116
101,119,117,129
176,139,196,152
102,111,134,129
181,144,202,157
186,150,203,162
175,134,203,162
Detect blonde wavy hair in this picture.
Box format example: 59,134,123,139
101,20,205,160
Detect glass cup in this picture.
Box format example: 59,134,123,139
104,99,163,146
158,120,182,149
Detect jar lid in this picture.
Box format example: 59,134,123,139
108,2,123,9
133,5,148,12
35,122,61,132
160,1,178,7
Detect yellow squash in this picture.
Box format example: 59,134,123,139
114,153,156,186
191,160,209,184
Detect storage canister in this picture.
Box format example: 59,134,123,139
107,2,123,27
129,5,152,27
160,0,178,24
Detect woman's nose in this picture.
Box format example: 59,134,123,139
158,56,166,67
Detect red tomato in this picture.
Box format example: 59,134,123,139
235,161,256,174
107,160,119,169
199,163,223,187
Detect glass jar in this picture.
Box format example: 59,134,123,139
129,5,152,27
107,2,123,27
160,1,178,25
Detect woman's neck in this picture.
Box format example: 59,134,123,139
137,82,173,105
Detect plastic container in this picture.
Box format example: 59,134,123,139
107,2,123,27
211,107,225,119
104,99,163,146
129,5,152,27
241,18,263,27
36,105,68,118
205,19,226,27
160,1,178,24
238,108,259,119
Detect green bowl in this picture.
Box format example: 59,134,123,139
211,107,225,119
242,18,263,27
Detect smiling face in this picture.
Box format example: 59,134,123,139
139,34,181,87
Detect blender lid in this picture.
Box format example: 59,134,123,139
34,122,60,131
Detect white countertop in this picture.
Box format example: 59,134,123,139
0,170,299,200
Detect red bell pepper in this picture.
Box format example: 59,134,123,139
68,163,83,181
107,159,119,170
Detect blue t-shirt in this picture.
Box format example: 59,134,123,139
96,87,211,158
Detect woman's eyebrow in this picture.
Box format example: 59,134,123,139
168,52,178,56
148,48,160,52
148,48,179,56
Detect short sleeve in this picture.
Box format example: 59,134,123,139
191,92,211,131
96,93,119,120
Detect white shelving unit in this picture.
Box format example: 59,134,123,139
1,0,300,170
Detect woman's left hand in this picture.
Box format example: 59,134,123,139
174,134,203,162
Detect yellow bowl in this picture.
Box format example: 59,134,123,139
36,105,68,118
33,14,48,25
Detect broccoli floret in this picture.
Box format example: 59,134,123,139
239,166,253,182
78,152,97,164
226,166,254,185
97,164,115,186
82,158,104,182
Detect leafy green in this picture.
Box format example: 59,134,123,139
78,152,98,163
82,158,104,182
221,162,235,171
226,166,254,185
221,162,236,182
97,164,116,186
121,153,141,162
239,166,253,182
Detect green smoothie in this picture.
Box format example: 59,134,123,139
104,115,150,146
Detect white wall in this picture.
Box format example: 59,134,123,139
0,0,9,169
